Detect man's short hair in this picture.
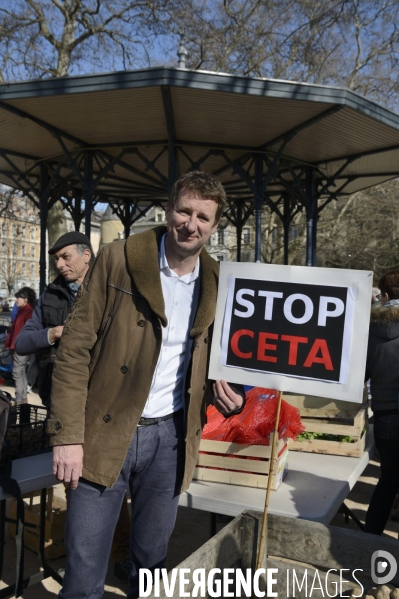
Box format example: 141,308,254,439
379,269,399,300
168,171,227,223
76,243,95,266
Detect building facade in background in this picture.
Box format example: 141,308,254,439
0,193,102,300
0,194,40,299
65,211,101,255
100,204,255,262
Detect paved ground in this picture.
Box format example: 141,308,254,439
0,382,392,598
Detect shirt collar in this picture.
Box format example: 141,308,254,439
67,281,80,301
159,234,200,283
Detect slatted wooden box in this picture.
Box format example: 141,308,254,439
8,487,66,559
145,510,399,598
283,392,367,457
193,435,288,490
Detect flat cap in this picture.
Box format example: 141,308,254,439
48,231,92,255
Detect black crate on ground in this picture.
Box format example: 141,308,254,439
6,404,50,458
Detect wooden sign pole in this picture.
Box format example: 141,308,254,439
256,390,283,570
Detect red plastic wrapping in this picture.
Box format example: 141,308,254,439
202,387,304,445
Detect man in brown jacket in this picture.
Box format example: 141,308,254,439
48,171,244,599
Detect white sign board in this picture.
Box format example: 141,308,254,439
209,262,372,403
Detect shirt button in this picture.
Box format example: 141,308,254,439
137,320,146,327
54,421,62,432
120,365,128,374
204,337,209,344
103,414,111,423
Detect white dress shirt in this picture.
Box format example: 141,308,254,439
141,234,200,418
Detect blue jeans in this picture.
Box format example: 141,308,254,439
365,409,399,535
12,352,29,403
59,411,185,599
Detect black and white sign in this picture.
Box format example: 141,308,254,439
222,279,354,384
209,262,372,403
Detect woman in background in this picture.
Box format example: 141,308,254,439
5,287,36,404
365,269,399,534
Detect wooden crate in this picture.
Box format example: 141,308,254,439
193,435,288,490
8,487,66,559
283,392,368,457
146,510,399,598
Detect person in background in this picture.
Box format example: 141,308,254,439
16,232,93,407
365,269,399,534
11,300,19,323
5,287,36,404
371,287,381,304
15,231,131,581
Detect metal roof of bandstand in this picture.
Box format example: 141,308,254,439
0,66,399,289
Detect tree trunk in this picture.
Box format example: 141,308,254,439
47,200,68,282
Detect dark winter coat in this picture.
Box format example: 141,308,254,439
15,275,72,356
5,303,33,351
15,275,73,404
367,302,399,411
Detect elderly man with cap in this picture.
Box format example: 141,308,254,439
15,231,94,403
15,230,132,582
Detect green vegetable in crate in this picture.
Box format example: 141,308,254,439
296,425,367,443
296,431,355,442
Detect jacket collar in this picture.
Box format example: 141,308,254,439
371,303,399,324
48,274,71,300
125,226,219,336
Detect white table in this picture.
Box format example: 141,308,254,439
180,432,374,525
1,433,374,525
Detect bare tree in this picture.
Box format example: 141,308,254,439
0,241,23,296
1,0,399,275
0,0,175,82
0,187,21,218
316,181,399,280
3,0,397,110
47,200,69,281
164,0,399,109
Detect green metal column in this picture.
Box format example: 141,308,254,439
306,170,316,266
39,165,48,294
84,152,93,239
254,156,264,262
283,193,290,266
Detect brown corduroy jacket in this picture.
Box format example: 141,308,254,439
48,226,219,491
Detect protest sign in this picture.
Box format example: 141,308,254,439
209,262,372,403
